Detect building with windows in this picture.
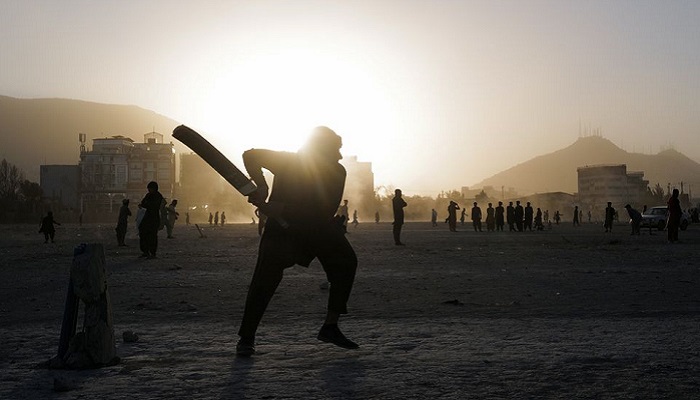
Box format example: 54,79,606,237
78,132,175,217
577,164,649,216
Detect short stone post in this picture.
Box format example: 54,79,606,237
52,243,119,369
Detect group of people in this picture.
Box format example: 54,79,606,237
126,182,180,258
36,124,693,364
433,200,548,233
208,211,226,226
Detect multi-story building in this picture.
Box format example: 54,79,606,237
577,164,649,216
79,132,175,217
340,156,375,218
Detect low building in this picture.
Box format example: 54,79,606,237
577,164,648,218
340,156,375,218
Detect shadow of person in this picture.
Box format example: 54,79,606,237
219,355,255,399
319,357,366,399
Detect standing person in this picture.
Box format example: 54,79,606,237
392,189,408,245
221,211,226,226
208,212,213,225
506,201,516,231
554,210,561,225
138,181,163,258
337,199,349,233
604,202,616,233
624,204,642,235
116,199,132,246
185,212,190,225
667,189,682,243
165,199,179,239
573,206,580,226
375,211,380,224
495,201,505,231
524,202,533,231
431,208,438,227
447,201,460,232
485,203,495,232
39,211,61,243
514,201,524,232
535,208,544,230
236,126,359,356
469,202,481,232
214,211,219,226
460,208,466,225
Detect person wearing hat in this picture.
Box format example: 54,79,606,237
138,181,163,258
236,126,359,357
116,199,132,246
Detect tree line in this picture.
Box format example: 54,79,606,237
0,159,43,223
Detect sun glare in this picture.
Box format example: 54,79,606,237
196,48,398,165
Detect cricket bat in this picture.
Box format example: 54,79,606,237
172,125,288,228
173,125,257,196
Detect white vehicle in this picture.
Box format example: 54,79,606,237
640,206,690,231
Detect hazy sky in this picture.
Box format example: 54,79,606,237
2,0,699,195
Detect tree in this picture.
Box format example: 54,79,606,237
19,180,43,215
0,159,24,201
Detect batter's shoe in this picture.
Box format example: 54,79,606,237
317,324,359,349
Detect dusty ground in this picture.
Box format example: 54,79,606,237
0,220,699,399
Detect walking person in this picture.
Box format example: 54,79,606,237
138,181,163,259
393,189,408,245
235,126,359,356
39,211,61,243
116,199,132,246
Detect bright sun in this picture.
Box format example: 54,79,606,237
195,48,397,164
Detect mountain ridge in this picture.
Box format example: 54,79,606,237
0,95,183,181
472,135,700,195
2,95,699,196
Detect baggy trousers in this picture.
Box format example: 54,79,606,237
238,225,357,339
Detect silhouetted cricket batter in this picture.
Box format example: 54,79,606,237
236,126,358,357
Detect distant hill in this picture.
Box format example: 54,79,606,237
0,95,183,181
472,135,700,195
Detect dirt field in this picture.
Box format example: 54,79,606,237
1,220,699,399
